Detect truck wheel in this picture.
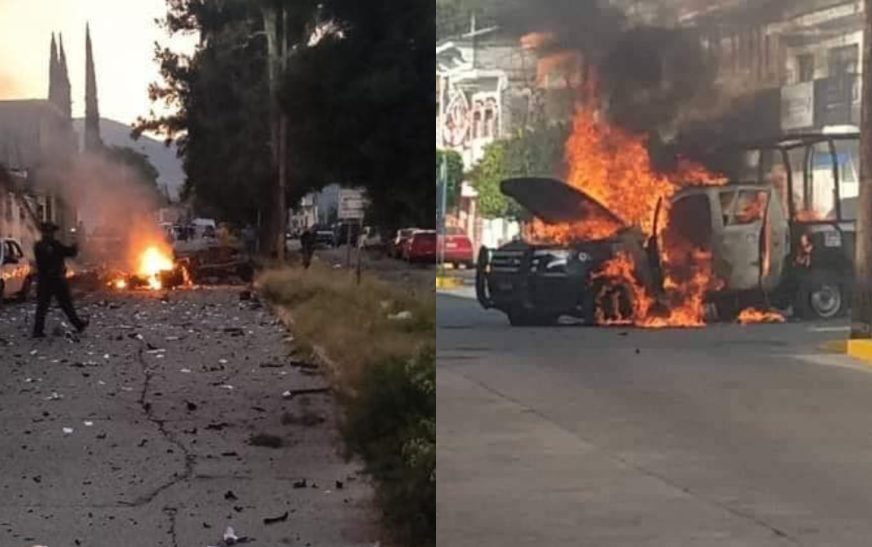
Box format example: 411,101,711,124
797,271,845,320
592,280,633,324
475,247,492,309
713,295,739,323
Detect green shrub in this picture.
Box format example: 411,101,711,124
342,347,435,546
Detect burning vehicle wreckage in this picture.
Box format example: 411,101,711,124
475,109,858,328
71,239,255,293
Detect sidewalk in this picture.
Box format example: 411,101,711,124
0,288,380,546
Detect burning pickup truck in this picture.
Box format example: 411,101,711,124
478,152,853,328
476,177,659,326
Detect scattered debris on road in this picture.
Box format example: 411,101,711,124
262,511,289,525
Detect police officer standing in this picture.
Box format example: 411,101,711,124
300,227,315,269
32,222,88,338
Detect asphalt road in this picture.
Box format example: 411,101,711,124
437,292,872,547
0,288,379,547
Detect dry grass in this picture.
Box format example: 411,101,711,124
258,263,434,389
260,263,435,546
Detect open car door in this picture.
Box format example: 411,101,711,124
645,198,665,295
712,187,772,292
760,187,789,292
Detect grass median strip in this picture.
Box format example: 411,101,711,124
259,263,435,546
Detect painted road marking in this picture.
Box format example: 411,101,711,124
808,326,850,332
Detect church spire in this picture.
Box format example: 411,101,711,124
57,33,71,120
84,22,102,151
48,33,59,106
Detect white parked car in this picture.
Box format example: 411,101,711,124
0,238,33,301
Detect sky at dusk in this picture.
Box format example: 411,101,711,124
0,0,197,126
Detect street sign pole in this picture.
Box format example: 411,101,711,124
356,217,363,285
346,221,352,267
438,156,448,276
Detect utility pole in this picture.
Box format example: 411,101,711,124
851,0,872,338
470,12,477,68
263,5,289,261
437,156,448,275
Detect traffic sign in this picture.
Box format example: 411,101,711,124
338,189,366,220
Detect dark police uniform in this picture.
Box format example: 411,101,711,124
300,229,315,269
33,230,86,337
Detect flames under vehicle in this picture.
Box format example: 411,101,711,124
476,132,860,326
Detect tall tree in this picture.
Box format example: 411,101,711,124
137,0,433,237
436,150,463,210
85,23,102,151
281,0,435,230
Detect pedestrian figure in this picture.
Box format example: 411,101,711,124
241,223,257,257
300,227,315,269
32,222,88,338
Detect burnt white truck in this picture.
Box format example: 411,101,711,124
476,132,858,325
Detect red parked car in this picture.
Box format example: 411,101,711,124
404,230,437,263
389,228,417,259
439,227,474,268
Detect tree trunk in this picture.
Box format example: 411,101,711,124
851,0,872,338
274,7,289,262
276,114,287,261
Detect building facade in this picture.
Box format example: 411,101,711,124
676,0,864,134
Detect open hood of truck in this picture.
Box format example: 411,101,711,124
500,177,626,226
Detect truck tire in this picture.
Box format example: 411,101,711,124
713,294,739,323
475,247,492,309
592,279,633,324
796,270,845,320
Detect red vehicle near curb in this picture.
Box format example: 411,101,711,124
404,230,437,263
389,228,417,259
439,227,474,268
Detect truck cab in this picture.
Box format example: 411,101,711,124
705,131,860,318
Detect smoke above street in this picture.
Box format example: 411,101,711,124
40,150,165,268
488,0,757,150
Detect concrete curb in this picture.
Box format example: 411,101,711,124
264,299,354,397
436,276,462,289
847,339,872,363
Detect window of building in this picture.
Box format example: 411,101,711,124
797,54,814,82
472,111,482,139
829,44,859,76
483,108,493,138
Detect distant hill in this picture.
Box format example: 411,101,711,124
72,118,185,200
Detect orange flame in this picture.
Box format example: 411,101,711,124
795,210,825,222
530,101,726,328
737,308,785,325
590,252,653,325
137,246,174,290
520,31,555,50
